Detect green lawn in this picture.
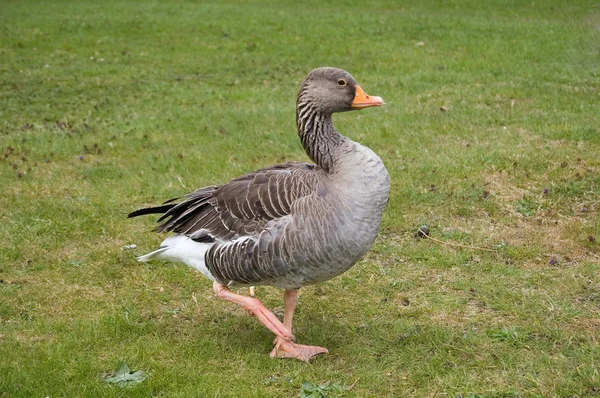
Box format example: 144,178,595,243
1,0,599,396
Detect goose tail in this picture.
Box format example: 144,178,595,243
137,235,216,281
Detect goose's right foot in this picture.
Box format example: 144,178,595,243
270,336,328,362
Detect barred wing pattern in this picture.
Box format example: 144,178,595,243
154,162,322,240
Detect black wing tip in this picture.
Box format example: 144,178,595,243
127,204,177,218
127,208,152,218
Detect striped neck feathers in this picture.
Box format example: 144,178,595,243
296,93,344,173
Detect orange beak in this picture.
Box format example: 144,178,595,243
351,85,385,109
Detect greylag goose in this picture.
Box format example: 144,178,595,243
129,67,389,361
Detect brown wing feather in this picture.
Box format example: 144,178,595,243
148,162,323,239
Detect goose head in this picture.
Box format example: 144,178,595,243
298,67,384,115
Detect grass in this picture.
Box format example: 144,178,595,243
1,0,599,396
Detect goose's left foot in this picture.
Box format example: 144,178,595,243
270,336,328,362
213,282,293,340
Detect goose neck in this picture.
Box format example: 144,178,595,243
296,106,344,173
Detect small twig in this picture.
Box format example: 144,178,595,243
557,211,575,221
423,234,497,252
347,378,360,391
176,176,187,189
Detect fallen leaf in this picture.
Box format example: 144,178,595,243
103,361,147,388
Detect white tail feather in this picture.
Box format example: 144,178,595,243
137,247,170,262
137,235,215,281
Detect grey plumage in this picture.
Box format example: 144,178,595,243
130,67,390,290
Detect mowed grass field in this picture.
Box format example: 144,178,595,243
1,0,599,396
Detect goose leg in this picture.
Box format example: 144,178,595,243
213,282,293,340
270,289,328,362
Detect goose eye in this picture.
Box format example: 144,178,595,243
337,79,346,86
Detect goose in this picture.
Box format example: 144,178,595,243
129,67,390,361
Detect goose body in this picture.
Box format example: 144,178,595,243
129,67,389,360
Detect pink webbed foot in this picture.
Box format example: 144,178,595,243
270,336,328,362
